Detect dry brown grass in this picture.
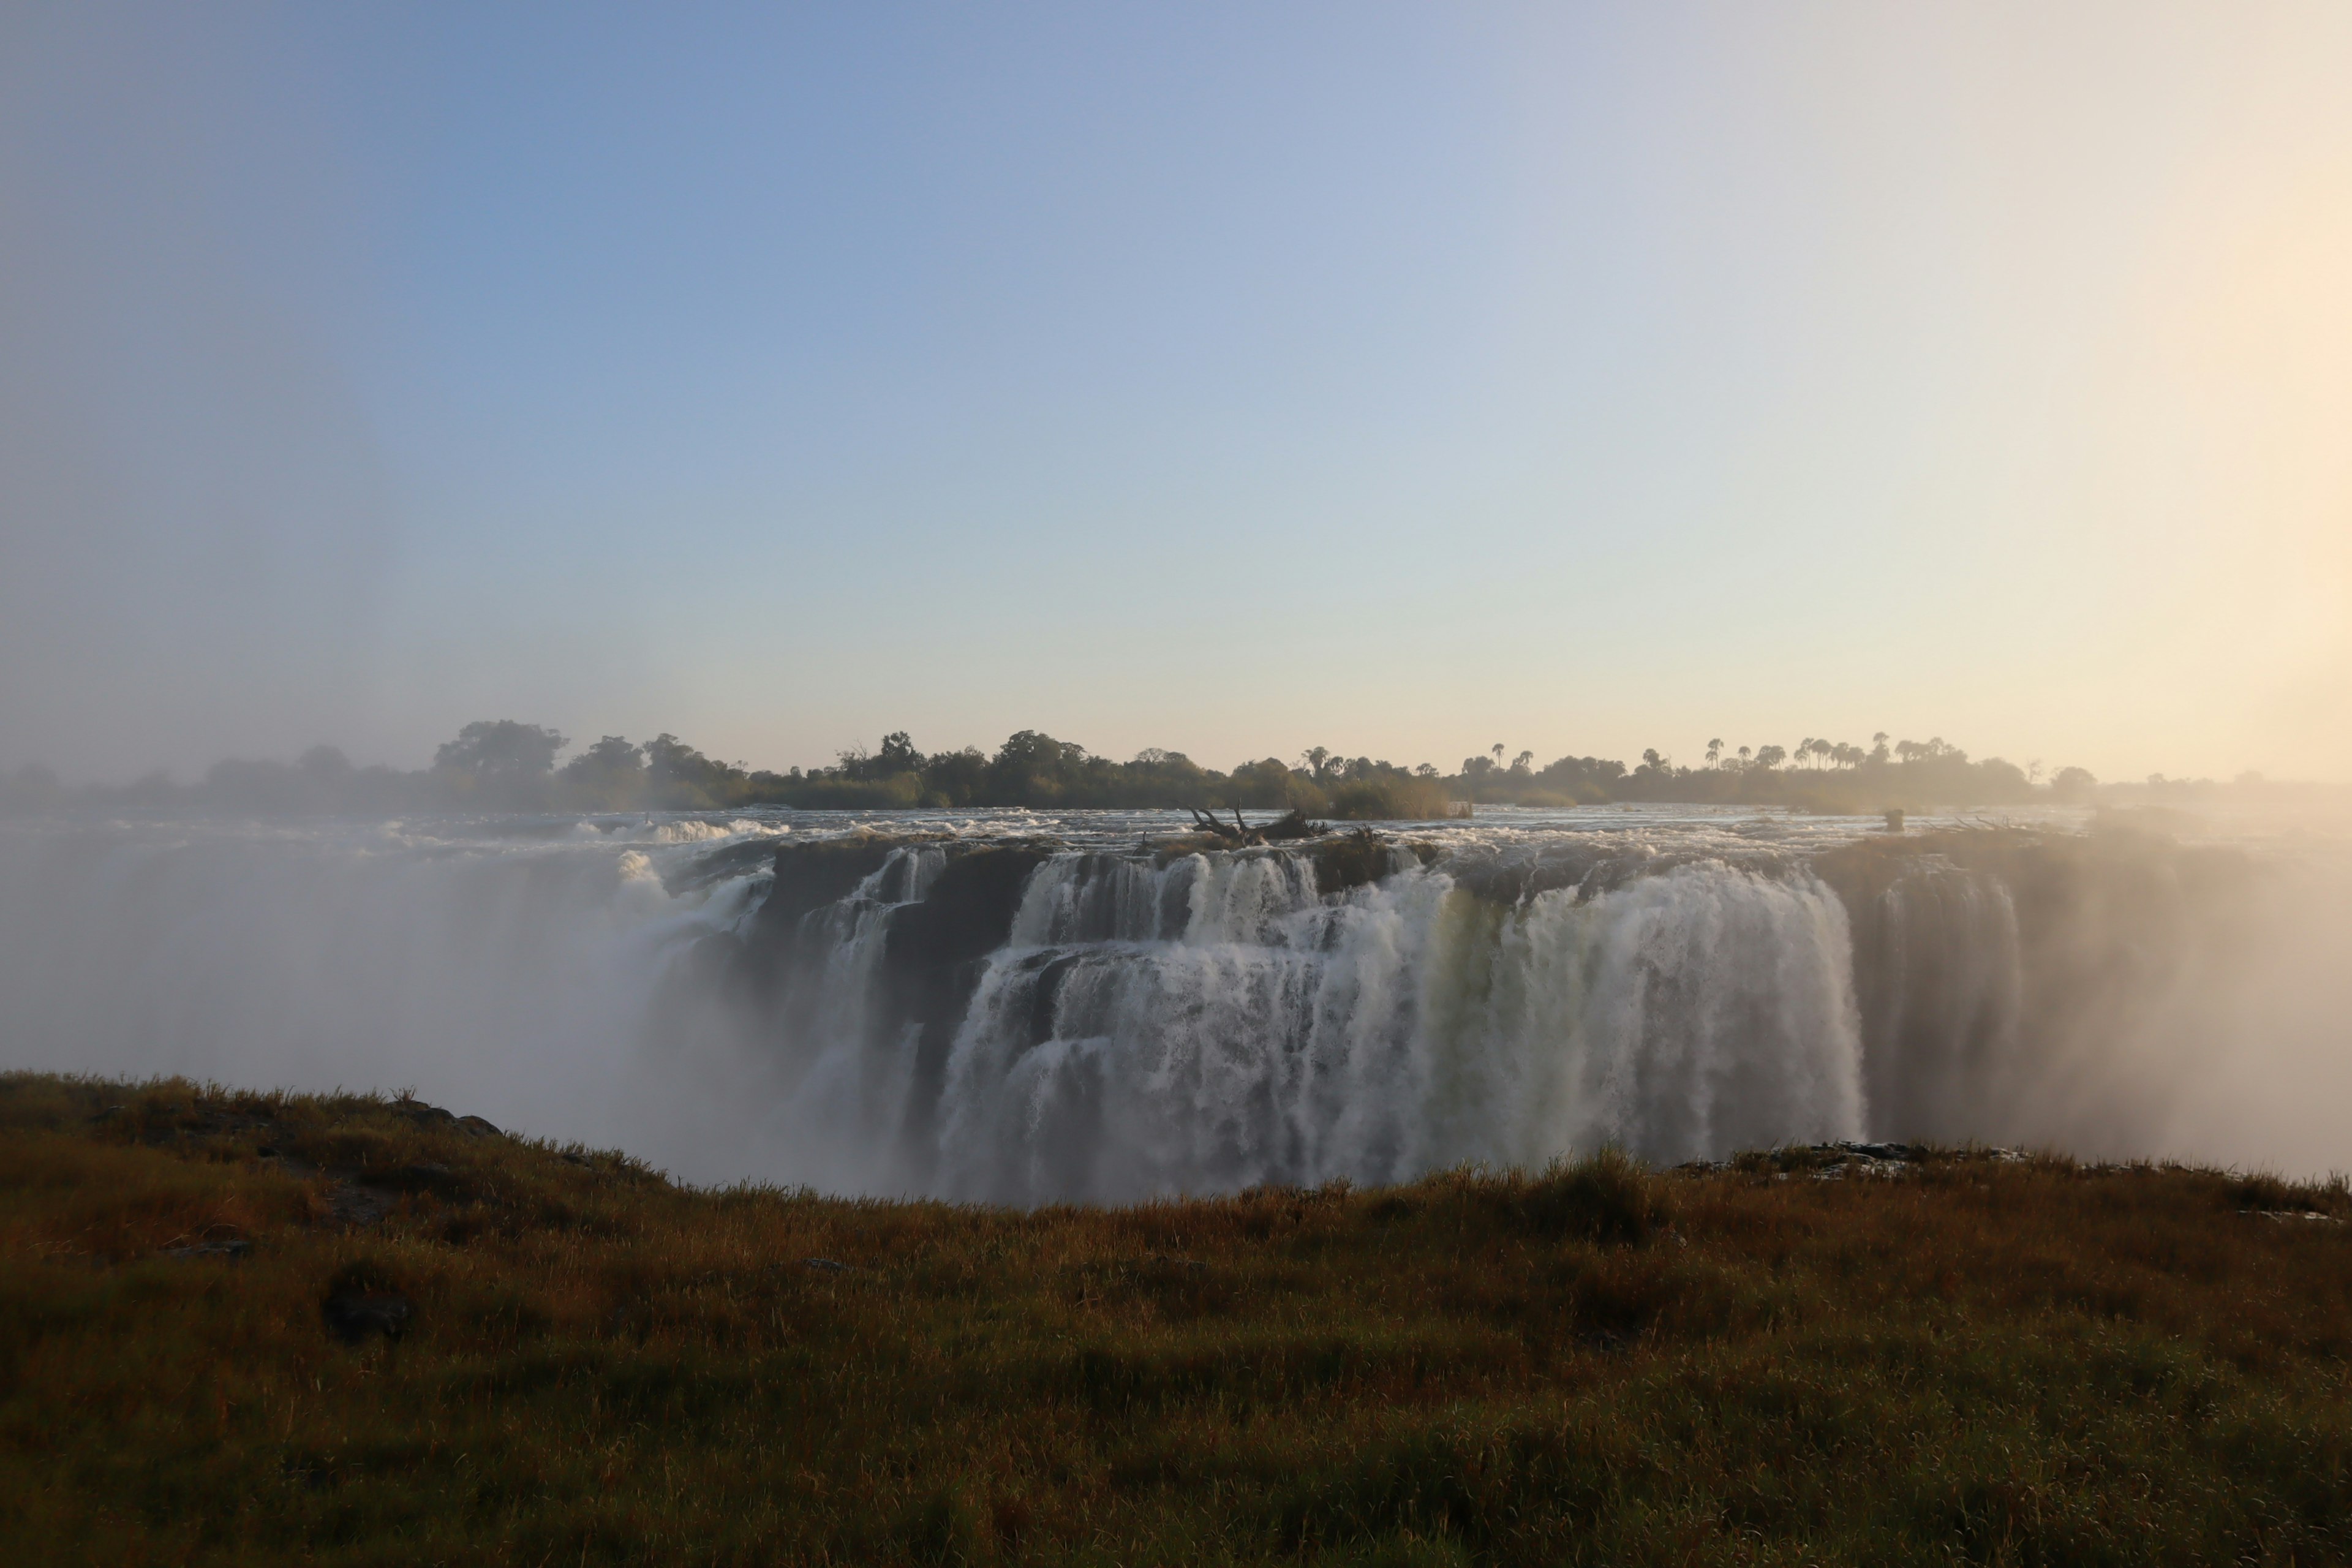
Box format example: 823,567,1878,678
2,1072,2350,1564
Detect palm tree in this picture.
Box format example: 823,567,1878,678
1706,737,1724,766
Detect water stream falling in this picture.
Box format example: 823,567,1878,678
1,807,2343,1192
933,853,1861,1202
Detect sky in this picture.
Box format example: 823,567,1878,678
3,2,2349,785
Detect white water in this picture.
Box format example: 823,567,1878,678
0,810,2343,1191
937,854,1861,1202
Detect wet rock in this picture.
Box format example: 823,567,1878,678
1305,829,1398,897
804,1257,850,1273
753,838,903,937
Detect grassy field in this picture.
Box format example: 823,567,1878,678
2,1073,2350,1566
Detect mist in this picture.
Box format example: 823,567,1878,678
0,8,399,780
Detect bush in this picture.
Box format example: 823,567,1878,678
1508,1150,1671,1245
1329,775,1457,822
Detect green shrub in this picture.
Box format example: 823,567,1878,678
1329,775,1457,821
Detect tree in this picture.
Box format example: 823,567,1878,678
1738,745,1752,766
988,731,1091,802
1511,750,1534,774
644,734,745,807
1869,733,1891,766
1300,747,1333,781
1490,744,1506,768
875,731,924,775
1706,737,1723,766
435,721,566,781
562,736,645,808
1755,745,1787,770
923,747,990,805
298,745,353,783
2051,766,2098,802
434,721,567,805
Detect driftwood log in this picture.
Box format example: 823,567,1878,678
1184,806,1327,846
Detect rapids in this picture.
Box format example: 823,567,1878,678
0,805,2343,1192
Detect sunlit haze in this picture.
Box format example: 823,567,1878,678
4,2,2348,782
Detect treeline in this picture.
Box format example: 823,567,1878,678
0,722,2109,820
1450,733,2098,812
0,724,1449,819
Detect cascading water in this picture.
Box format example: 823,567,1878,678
930,853,1863,1202
0,807,2339,1190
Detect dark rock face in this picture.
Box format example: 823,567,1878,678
877,846,1055,1177
711,839,1054,1185
749,837,903,941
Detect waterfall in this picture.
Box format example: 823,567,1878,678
766,845,949,1191
926,851,1863,1202
1,812,2326,1191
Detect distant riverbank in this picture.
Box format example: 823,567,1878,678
7,721,2217,821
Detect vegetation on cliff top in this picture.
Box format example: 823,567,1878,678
4,1071,2350,1566
4,722,2131,819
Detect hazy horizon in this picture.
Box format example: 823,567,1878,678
6,3,2350,785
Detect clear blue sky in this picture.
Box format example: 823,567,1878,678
5,2,2348,782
